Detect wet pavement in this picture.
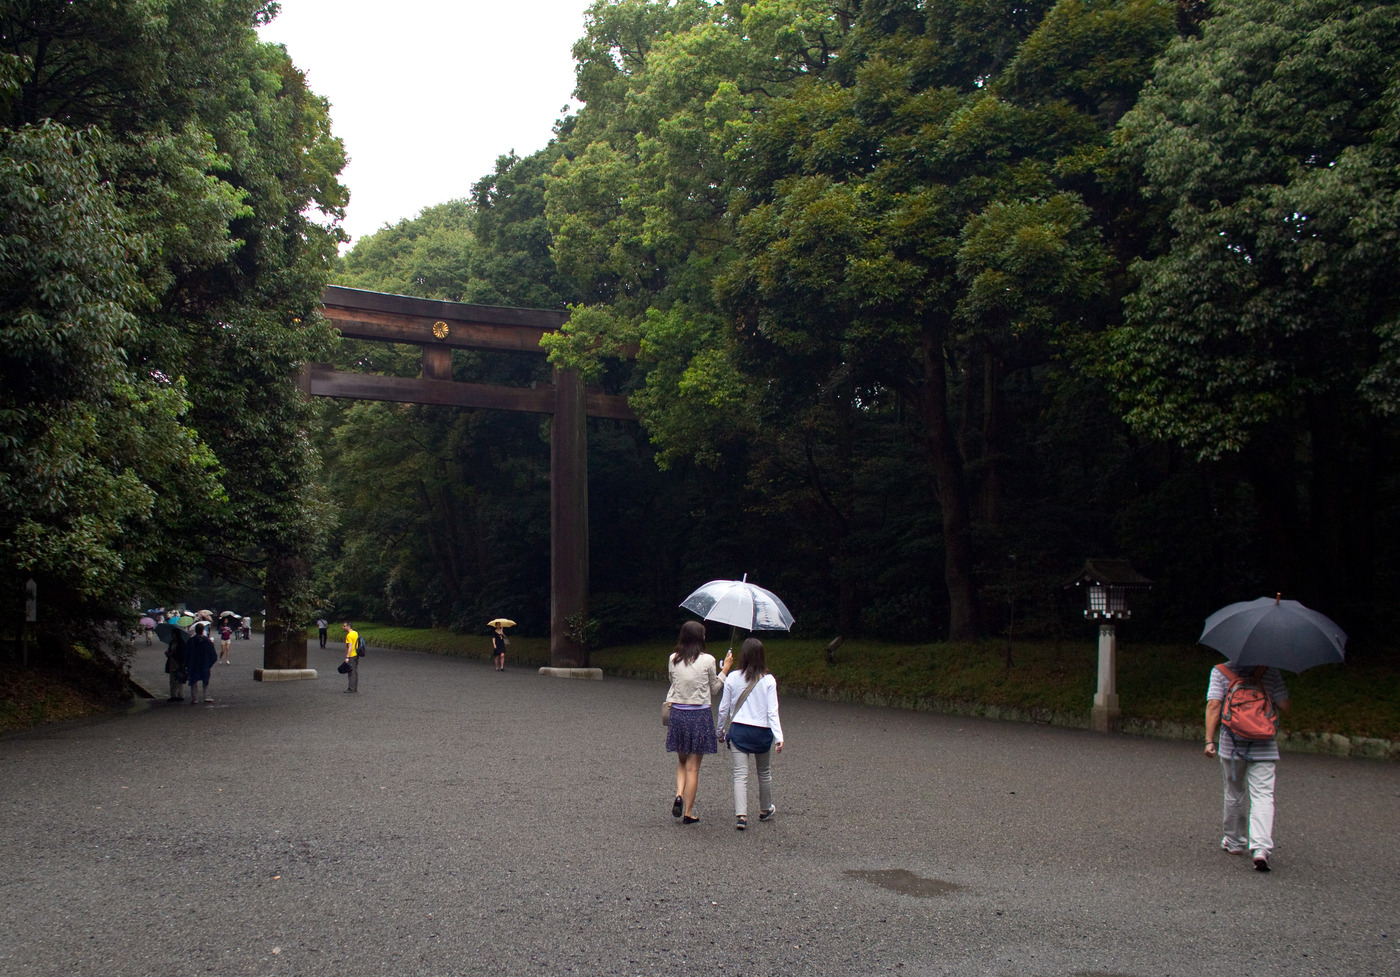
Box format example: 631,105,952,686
1,636,1397,976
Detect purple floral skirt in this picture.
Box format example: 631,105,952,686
666,705,717,755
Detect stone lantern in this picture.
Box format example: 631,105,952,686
1064,559,1152,733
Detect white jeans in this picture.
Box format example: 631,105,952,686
1220,757,1276,854
730,747,773,817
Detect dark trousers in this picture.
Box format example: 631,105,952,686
346,656,358,692
318,628,327,649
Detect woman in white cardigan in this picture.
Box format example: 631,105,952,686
716,637,784,830
665,620,732,824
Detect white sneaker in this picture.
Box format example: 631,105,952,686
1221,838,1245,855
1252,849,1270,871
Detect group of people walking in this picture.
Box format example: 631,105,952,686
664,621,784,829
660,616,1294,873
163,622,220,704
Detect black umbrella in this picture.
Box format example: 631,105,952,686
154,621,188,645
1199,595,1346,673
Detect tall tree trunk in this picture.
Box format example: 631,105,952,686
263,545,308,669
981,350,1003,526
803,395,857,635
914,332,983,640
1307,395,1374,626
417,480,464,597
1242,436,1307,600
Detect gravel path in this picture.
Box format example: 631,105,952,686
1,637,1397,976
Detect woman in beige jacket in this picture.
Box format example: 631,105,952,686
665,621,732,823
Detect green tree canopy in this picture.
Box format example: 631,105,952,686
1,1,346,648
1109,0,1400,616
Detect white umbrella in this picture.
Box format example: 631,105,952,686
679,575,794,632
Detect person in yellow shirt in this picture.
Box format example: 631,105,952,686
342,621,360,693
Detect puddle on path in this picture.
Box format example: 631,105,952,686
843,868,964,897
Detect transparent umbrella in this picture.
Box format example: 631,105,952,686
679,575,794,632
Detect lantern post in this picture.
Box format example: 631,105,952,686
1064,560,1152,733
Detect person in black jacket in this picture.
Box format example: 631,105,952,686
163,631,187,702
185,623,218,705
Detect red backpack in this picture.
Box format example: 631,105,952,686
1216,664,1279,740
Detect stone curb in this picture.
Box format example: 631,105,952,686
538,667,604,680
253,668,318,682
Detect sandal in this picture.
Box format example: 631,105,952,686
735,815,747,831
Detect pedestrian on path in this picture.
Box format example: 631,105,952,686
342,621,360,693
1205,663,1290,870
492,625,507,671
716,637,784,831
163,631,187,702
317,618,328,650
218,624,232,664
185,624,218,704
664,621,731,824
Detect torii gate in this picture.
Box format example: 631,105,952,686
296,285,633,669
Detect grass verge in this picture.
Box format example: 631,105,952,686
358,626,1400,743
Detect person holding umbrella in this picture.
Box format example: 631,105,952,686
488,619,514,671
163,628,187,702
716,637,784,830
664,621,732,824
1200,595,1346,872
1204,663,1289,870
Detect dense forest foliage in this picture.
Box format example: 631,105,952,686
318,0,1400,655
5,0,1399,665
0,1,346,656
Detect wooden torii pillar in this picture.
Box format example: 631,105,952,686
286,285,632,669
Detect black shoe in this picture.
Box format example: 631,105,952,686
672,795,684,818
682,814,700,825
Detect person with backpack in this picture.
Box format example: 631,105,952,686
342,621,361,693
1204,662,1290,871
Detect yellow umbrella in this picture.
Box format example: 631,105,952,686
487,618,516,629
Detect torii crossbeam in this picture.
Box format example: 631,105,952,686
299,285,632,669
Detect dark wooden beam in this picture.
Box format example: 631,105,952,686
300,287,637,674
422,345,452,381
322,285,566,353
304,364,635,421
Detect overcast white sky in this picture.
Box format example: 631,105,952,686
257,0,594,247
